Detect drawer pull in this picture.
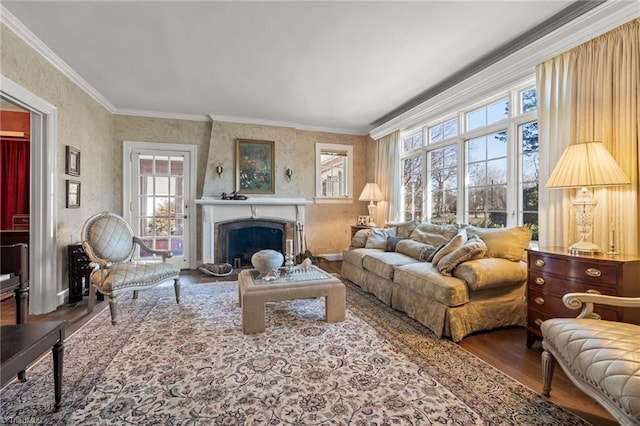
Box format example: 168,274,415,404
585,268,601,277
534,319,543,326
535,277,545,285
534,259,545,267
534,297,545,305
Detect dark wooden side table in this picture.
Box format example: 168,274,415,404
1,321,66,410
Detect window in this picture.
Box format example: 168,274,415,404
402,132,423,152
428,145,457,224
315,143,353,203
465,131,507,227
466,98,508,131
401,154,423,221
397,83,539,239
429,117,458,143
519,121,539,239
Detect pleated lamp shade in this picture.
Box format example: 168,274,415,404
546,141,630,188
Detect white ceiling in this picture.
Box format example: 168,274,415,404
3,1,580,134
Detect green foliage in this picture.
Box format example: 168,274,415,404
297,249,327,265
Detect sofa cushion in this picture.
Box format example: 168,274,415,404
395,239,435,261
365,227,397,249
362,251,418,280
431,230,467,265
342,248,379,269
350,229,371,248
394,262,469,306
462,225,532,262
409,223,459,247
453,258,527,291
435,234,487,276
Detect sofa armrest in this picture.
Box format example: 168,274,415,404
453,258,527,291
563,292,640,319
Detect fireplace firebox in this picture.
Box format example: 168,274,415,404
217,219,294,267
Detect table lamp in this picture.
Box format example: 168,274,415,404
359,183,384,227
545,141,630,254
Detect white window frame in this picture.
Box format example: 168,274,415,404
315,143,353,204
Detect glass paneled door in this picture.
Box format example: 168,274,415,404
130,149,192,269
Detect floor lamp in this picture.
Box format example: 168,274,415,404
545,141,630,254
359,183,384,227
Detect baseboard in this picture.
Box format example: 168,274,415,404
321,253,343,261
57,288,69,306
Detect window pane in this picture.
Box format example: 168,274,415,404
521,89,537,113
487,158,507,185
467,137,486,163
487,99,508,124
429,146,457,224
155,158,169,175
320,151,347,197
402,155,423,221
467,108,485,131
487,131,507,159
429,118,458,143
402,132,423,152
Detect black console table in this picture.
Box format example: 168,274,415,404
68,244,98,303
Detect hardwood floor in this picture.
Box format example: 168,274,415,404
1,262,616,425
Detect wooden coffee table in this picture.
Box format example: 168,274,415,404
1,321,66,410
238,266,345,334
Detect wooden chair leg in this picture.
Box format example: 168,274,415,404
174,278,181,303
541,349,555,397
108,296,118,325
87,285,96,314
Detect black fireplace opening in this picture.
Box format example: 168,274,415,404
218,219,292,267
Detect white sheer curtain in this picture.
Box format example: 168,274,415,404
537,18,639,254
373,130,400,226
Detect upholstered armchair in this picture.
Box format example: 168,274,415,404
81,212,181,325
541,293,640,426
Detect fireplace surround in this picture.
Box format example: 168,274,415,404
195,197,311,265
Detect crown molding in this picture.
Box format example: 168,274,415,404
369,0,640,140
208,114,367,136
1,5,116,114
114,109,210,122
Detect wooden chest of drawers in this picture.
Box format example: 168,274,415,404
526,247,640,347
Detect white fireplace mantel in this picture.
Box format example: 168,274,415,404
195,197,312,263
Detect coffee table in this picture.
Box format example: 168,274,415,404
1,321,66,410
238,265,345,334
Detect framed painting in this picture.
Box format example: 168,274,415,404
235,139,275,194
66,180,81,208
65,145,80,176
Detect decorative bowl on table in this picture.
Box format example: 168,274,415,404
251,249,284,277
198,263,233,277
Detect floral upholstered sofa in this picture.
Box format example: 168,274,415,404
341,222,532,342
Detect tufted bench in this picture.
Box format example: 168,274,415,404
540,293,640,426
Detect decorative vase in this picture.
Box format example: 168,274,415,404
251,249,284,276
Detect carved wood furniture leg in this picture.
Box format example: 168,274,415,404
541,349,555,397
174,278,181,303
87,285,96,314
108,297,118,325
52,340,64,410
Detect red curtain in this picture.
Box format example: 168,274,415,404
0,138,30,230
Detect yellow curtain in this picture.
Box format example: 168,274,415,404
373,130,400,226
537,18,639,254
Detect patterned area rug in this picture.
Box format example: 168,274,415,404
0,280,588,425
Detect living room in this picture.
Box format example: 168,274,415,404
1,1,639,424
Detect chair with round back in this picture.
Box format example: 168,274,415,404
81,211,181,324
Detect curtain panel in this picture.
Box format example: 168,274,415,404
536,18,639,254
373,130,400,227
0,138,30,230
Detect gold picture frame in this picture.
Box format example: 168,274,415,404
235,139,275,194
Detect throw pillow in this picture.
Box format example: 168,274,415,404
395,239,436,261
365,227,397,249
430,229,467,266
435,234,487,276
462,225,532,262
393,220,421,238
385,236,407,252
350,228,371,248
409,223,459,246
427,242,447,262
